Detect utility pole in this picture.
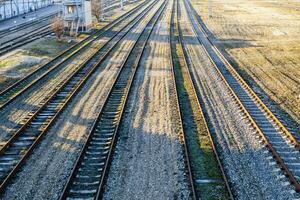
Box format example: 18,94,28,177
100,0,104,21
120,0,123,10
10,0,13,17
208,0,212,18
23,0,25,14
4,1,6,19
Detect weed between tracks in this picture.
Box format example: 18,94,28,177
171,9,229,199
173,45,229,200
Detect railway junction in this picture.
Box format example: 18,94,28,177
0,0,299,199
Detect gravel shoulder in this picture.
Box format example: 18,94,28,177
103,0,190,199
1,2,165,199
179,0,298,199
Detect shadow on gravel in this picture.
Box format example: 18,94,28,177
181,34,257,49
105,126,189,199
0,101,40,141
66,112,96,128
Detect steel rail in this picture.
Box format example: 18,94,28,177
186,0,300,151
0,12,58,37
0,0,159,194
0,24,50,46
0,27,52,56
174,0,234,198
169,0,196,199
0,0,149,109
184,0,300,192
59,1,166,199
0,0,157,155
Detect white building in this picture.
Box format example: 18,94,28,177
0,0,53,20
62,0,92,35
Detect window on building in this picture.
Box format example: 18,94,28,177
67,6,75,14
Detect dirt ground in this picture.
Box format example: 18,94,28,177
190,0,300,124
0,37,76,91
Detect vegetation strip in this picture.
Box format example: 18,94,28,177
169,0,196,199
170,0,232,199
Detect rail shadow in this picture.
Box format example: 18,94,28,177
0,100,40,142
181,34,257,49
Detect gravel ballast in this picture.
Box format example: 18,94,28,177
0,1,159,199
178,0,299,199
0,1,147,144
103,0,190,199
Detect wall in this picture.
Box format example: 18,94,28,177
84,0,91,28
0,0,53,20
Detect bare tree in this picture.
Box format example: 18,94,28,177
51,16,64,40
92,1,102,23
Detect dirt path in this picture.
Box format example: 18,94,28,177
103,0,190,199
178,0,298,199
1,2,162,199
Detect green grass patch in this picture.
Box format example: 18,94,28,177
23,38,75,57
0,59,18,69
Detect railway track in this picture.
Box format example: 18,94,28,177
0,1,138,55
59,1,166,199
170,0,233,199
0,13,57,55
168,0,196,199
184,0,300,193
0,12,58,38
0,0,160,194
0,0,149,109
0,19,51,42
0,26,52,56
102,0,140,16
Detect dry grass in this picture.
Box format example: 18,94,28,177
190,0,300,123
0,37,76,91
